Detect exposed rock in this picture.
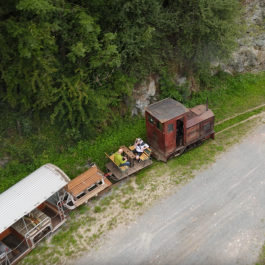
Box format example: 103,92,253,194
220,0,265,74
131,74,159,115
175,75,187,85
0,157,10,168
131,0,265,113
131,72,200,115
223,69,233,76
188,76,200,92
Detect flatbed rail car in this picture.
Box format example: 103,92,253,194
145,98,215,162
105,145,153,181
63,166,112,210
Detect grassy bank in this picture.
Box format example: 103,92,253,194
2,72,265,194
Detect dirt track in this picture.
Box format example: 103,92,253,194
74,124,265,265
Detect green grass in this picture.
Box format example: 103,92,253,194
257,244,265,265
78,204,90,215
2,72,265,194
214,106,265,133
94,206,102,213
187,73,265,122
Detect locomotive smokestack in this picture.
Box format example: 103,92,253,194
206,97,208,111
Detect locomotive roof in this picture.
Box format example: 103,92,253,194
0,164,70,234
145,98,189,123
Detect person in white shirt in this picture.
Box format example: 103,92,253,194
133,138,149,163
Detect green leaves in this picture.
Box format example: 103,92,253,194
0,0,240,139
16,0,56,14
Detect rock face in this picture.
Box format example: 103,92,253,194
131,0,265,114
131,74,159,116
221,0,265,74
131,74,197,115
0,157,10,168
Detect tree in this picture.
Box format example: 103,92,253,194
0,0,240,138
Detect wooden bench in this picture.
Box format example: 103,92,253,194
105,153,129,175
129,146,151,165
66,166,102,197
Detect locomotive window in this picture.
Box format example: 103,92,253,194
167,123,173,133
156,121,163,131
203,122,211,132
148,115,155,125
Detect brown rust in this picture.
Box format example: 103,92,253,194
145,98,189,123
145,98,215,162
187,108,214,128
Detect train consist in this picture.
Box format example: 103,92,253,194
0,98,215,265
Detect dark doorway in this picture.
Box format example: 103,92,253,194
2,234,28,263
176,119,184,147
42,207,61,229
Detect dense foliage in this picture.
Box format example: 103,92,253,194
0,0,240,137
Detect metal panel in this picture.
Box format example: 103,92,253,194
165,120,176,154
186,124,200,143
190,105,207,115
145,98,189,123
0,164,70,234
187,109,214,128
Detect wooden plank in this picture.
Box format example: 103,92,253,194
121,145,136,159
106,159,153,180
68,167,98,190
70,174,102,196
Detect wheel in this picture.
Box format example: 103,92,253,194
196,140,203,146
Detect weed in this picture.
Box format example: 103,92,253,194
112,186,119,191
78,205,90,215
70,211,76,218
108,217,117,230
51,256,60,264
65,250,74,257
121,199,131,209
100,195,114,207
137,184,145,190
94,206,102,213
121,184,135,195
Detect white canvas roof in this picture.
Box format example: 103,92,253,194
0,163,70,234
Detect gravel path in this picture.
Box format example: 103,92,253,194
75,124,265,265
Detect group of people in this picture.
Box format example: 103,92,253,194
114,138,149,168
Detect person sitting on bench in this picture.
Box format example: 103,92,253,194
133,138,149,163
114,148,130,167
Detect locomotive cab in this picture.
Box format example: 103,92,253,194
145,98,215,162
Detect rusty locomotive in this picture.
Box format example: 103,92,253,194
145,98,215,162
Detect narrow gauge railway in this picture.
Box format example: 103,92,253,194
0,98,215,265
